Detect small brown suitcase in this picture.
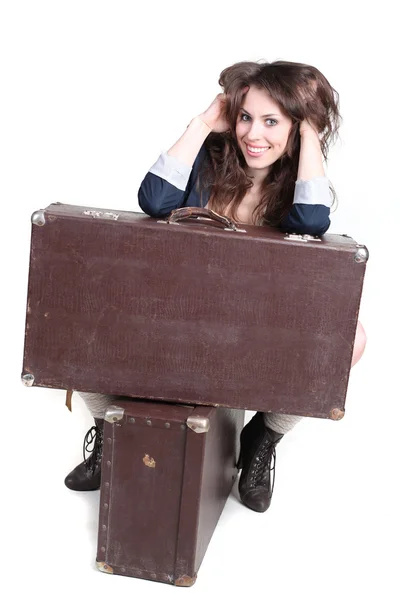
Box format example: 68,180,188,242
22,203,368,419
96,398,244,586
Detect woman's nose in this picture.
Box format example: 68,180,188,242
247,120,263,140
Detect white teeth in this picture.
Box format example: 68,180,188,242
247,146,270,153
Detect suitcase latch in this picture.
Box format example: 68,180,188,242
284,233,322,242
83,210,120,220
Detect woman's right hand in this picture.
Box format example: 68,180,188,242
199,94,229,133
199,87,250,133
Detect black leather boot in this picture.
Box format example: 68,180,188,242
237,412,283,513
64,417,104,491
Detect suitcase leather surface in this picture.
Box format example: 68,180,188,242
23,203,368,418
96,398,244,586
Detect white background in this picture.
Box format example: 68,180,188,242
1,1,399,598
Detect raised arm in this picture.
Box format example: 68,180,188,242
280,120,332,236
138,95,228,217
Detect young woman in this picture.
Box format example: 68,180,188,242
65,60,367,513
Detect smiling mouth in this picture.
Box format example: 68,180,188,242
245,144,271,156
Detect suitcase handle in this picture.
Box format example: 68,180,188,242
166,207,239,231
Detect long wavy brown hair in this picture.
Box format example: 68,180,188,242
198,60,342,226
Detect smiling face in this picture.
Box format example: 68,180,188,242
235,85,293,181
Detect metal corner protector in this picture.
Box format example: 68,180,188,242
186,415,210,433
21,373,35,387
96,561,114,574
31,210,46,226
104,405,125,423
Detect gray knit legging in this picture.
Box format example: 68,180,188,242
78,392,302,435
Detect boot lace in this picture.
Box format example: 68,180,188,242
83,425,103,474
250,440,277,493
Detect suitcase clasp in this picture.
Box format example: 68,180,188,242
284,233,322,242
83,210,120,220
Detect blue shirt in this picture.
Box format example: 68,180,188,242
138,144,332,236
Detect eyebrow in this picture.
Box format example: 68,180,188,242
241,108,280,118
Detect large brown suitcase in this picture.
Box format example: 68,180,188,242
96,398,244,586
22,203,368,419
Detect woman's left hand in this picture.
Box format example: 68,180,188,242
299,118,319,138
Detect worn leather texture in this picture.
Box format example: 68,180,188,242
22,203,367,418
96,398,244,585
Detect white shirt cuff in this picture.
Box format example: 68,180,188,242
294,176,332,208
149,152,192,191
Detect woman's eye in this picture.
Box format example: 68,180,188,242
240,114,277,126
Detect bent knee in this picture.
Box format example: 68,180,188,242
351,321,367,367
